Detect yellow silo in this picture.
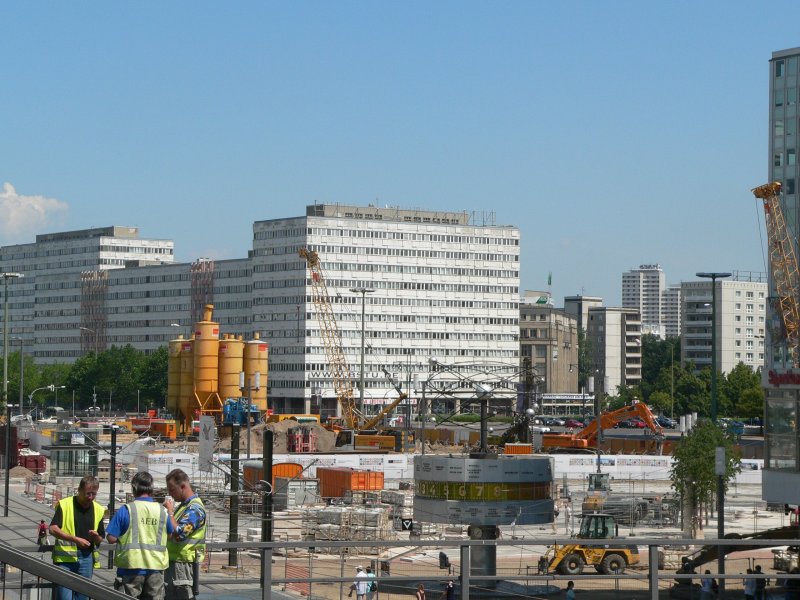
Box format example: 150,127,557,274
218,334,244,402
244,333,269,412
179,337,194,432
167,335,184,417
191,304,221,426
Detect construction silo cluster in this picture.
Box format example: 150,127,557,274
167,304,268,433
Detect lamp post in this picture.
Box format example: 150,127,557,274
350,287,374,422
695,272,731,423
696,271,731,599
28,385,56,419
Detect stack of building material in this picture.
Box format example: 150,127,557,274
380,489,414,530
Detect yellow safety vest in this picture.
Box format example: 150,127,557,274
114,500,169,571
52,497,105,568
167,496,206,562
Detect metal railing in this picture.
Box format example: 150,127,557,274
1,536,799,599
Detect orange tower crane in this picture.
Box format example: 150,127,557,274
753,181,800,367
299,248,360,429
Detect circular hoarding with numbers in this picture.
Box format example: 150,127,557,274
413,455,555,526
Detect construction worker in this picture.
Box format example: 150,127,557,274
49,475,105,600
163,468,206,600
107,471,174,599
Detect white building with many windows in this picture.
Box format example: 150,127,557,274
1,207,521,417
622,264,666,338
680,275,767,375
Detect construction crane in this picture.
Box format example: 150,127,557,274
753,181,800,367
299,248,360,429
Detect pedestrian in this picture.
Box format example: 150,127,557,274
756,565,768,600
106,471,174,599
37,519,49,550
701,570,714,600
415,583,427,600
440,580,455,600
745,568,756,600
49,475,105,600
566,580,575,600
538,555,549,574
349,565,369,600
164,469,206,600
365,565,377,600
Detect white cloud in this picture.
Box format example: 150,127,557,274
0,183,69,243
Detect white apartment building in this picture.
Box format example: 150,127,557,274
252,204,521,415
622,264,665,337
680,276,767,375
585,307,642,395
563,295,603,334
661,284,682,338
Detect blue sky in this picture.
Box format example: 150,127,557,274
1,2,799,305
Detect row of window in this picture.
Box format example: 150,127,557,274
774,56,798,78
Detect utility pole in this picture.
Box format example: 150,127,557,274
229,424,240,567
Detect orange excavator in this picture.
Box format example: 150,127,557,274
540,402,663,450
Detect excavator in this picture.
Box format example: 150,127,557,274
511,402,663,451
299,248,414,452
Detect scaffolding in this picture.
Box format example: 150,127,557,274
80,270,108,353
190,259,215,325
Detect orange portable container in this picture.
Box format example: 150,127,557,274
150,420,177,440
316,467,384,498
504,443,533,455
242,461,304,489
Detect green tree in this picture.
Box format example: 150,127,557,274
736,387,765,420
577,328,593,392
640,335,681,402
673,364,710,417
139,346,169,410
721,363,762,417
670,420,741,538
648,390,672,416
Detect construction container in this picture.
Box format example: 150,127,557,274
167,336,184,414
150,420,177,440
504,443,533,455
0,428,20,466
273,476,319,510
242,461,303,489
18,454,46,474
218,335,244,402
317,467,384,499
243,333,269,412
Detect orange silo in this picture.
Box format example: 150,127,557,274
244,333,269,413
191,304,221,426
167,335,184,417
179,337,194,433
219,334,244,402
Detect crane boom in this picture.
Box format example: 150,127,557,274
540,402,662,449
359,368,409,431
299,248,360,429
753,181,800,367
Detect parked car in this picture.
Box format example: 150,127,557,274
543,417,564,427
564,419,584,429
629,417,647,428
656,416,677,429
530,425,551,433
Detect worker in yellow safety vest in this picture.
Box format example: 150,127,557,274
164,468,206,600
106,471,174,600
49,475,105,600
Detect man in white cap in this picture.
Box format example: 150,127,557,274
349,565,369,600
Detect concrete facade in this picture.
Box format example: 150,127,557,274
585,306,642,395
622,264,665,336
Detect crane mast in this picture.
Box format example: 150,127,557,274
753,182,800,367
299,248,360,429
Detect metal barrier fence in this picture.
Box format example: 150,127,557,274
1,537,799,599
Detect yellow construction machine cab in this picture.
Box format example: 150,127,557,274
578,512,617,539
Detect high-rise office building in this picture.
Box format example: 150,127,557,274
764,47,800,504
661,284,682,338
622,264,665,338
2,207,521,417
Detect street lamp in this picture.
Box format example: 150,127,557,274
2,272,22,518
28,385,57,418
350,287,374,422
695,272,731,423
696,271,731,598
